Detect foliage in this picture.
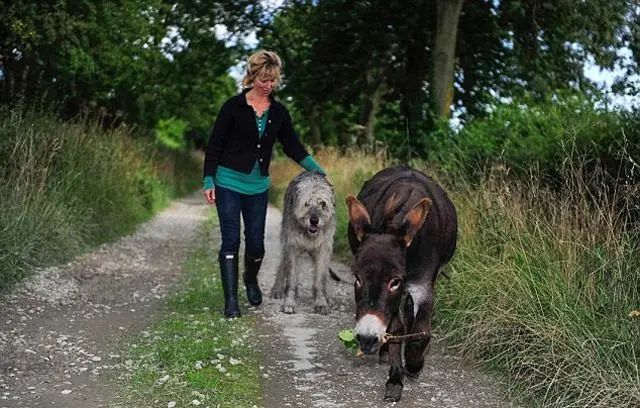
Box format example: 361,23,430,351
113,221,262,407
0,1,252,133
337,329,358,354
429,93,640,185
269,145,640,407
257,0,637,156
0,108,201,290
155,117,188,151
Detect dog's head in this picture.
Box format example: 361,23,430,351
292,173,335,236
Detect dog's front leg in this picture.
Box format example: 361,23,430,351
281,249,298,314
311,246,331,315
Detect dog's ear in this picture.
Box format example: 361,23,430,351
401,197,432,247
346,195,371,242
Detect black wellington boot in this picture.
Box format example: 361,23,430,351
243,254,263,306
219,253,241,318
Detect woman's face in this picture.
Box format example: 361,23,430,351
254,76,277,97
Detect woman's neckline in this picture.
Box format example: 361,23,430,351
245,91,271,117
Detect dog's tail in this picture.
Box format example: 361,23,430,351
329,267,341,282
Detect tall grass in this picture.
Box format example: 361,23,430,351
0,108,201,290
431,160,640,407
269,147,387,257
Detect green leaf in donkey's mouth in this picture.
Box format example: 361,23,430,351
338,329,356,342
337,328,358,353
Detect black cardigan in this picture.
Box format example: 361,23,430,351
203,89,309,179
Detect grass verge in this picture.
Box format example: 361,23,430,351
0,108,201,291
112,217,263,408
431,165,640,408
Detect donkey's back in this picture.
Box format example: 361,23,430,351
348,165,457,280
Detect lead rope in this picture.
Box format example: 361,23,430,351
383,292,430,344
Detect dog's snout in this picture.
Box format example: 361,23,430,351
310,215,319,226
357,334,380,355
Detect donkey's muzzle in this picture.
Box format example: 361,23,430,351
357,334,380,355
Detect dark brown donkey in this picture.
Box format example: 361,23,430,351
346,165,457,402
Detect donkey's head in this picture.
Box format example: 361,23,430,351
345,194,432,354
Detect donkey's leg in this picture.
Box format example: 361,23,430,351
404,279,434,378
311,245,331,315
281,248,299,314
384,317,405,402
379,295,414,365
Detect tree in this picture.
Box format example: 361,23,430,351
257,0,636,156
0,1,261,134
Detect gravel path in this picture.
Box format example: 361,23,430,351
0,195,208,407
1,195,516,408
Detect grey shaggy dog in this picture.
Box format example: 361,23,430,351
271,171,336,314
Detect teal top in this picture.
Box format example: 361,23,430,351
203,108,326,194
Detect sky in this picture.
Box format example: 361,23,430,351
583,47,639,110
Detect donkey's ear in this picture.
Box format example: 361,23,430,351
401,197,432,247
346,195,371,242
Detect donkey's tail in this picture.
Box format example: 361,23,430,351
329,268,341,282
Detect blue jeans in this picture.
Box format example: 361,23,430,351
215,185,268,258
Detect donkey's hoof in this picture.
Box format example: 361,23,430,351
384,382,403,402
314,304,330,315
404,368,421,380
281,304,296,314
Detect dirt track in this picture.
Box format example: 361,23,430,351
0,195,208,407
0,196,515,407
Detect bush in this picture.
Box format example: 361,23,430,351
430,93,640,185
155,117,189,151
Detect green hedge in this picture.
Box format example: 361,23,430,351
430,93,640,184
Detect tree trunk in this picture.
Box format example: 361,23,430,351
359,68,388,149
401,14,430,144
308,104,322,147
432,0,464,117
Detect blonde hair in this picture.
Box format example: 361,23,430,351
241,50,283,88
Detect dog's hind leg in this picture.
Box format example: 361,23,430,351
280,249,298,314
311,245,332,315
270,252,288,299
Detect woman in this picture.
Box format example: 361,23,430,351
203,50,326,318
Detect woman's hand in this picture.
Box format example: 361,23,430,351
204,188,216,204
